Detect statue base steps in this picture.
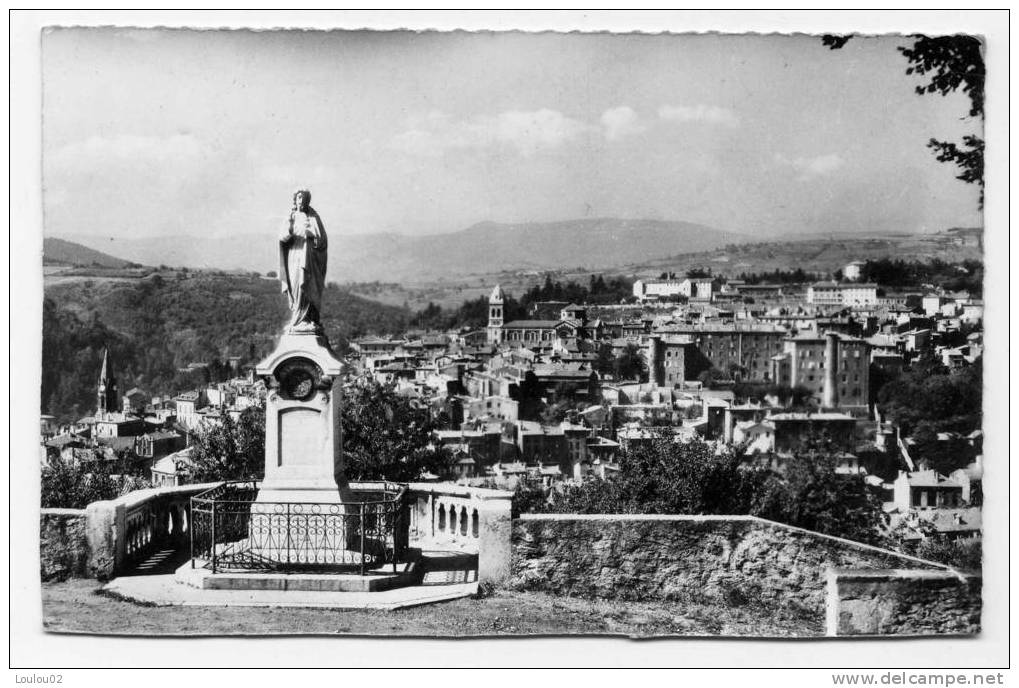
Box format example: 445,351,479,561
175,554,421,593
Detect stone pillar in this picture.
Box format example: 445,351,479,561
84,500,117,580
476,491,514,584
823,332,839,409
255,332,350,503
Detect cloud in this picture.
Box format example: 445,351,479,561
600,106,645,141
48,133,209,170
390,109,592,156
658,104,740,127
774,152,845,181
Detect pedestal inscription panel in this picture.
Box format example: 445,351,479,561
278,407,322,467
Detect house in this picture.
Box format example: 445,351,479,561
150,447,194,487
843,261,865,281
892,470,964,510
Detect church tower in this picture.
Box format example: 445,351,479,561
487,284,505,345
96,347,118,416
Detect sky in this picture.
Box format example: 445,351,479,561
42,28,983,241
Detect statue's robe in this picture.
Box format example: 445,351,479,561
279,208,328,330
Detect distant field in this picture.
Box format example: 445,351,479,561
625,233,982,280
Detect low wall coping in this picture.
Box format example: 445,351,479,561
516,513,758,522
41,508,86,517
103,481,225,511
517,513,952,571
829,568,979,582
407,482,514,501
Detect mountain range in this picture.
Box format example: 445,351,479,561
54,218,744,282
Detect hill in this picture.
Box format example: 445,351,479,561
43,237,139,268
41,273,410,422
624,232,984,280
56,218,742,282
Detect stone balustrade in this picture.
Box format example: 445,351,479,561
405,482,514,583
42,480,515,584
83,482,222,579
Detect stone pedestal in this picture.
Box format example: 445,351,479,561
254,331,351,504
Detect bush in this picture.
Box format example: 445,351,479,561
914,536,982,571
514,437,889,546
41,459,151,509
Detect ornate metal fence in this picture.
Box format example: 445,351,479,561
190,482,408,575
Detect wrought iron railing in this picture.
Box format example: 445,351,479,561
190,482,408,575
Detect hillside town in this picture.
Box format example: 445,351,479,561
40,258,983,548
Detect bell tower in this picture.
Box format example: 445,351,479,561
96,348,118,416
487,284,505,345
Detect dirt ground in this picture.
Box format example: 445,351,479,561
41,579,822,638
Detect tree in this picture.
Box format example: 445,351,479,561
341,381,454,481
824,34,984,206
41,458,150,509
184,406,266,483
516,437,890,546
876,354,981,436
613,343,647,381
752,442,889,546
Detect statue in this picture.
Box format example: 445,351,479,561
279,189,327,333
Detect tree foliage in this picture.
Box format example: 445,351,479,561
736,267,820,285
520,437,889,545
612,342,647,381
41,459,151,509
876,354,982,436
856,257,983,294
184,405,266,483
824,34,985,206
914,534,982,571
341,381,455,481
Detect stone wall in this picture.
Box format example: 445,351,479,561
40,508,89,581
510,515,947,618
827,569,981,636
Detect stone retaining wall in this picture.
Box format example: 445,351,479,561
510,515,949,619
827,569,981,636
40,508,89,581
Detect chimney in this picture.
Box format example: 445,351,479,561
823,332,839,409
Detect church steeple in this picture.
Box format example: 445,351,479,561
97,347,118,415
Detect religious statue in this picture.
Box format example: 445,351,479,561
279,189,328,333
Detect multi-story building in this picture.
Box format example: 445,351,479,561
770,332,870,412
632,277,716,302
807,282,879,306
654,323,788,383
